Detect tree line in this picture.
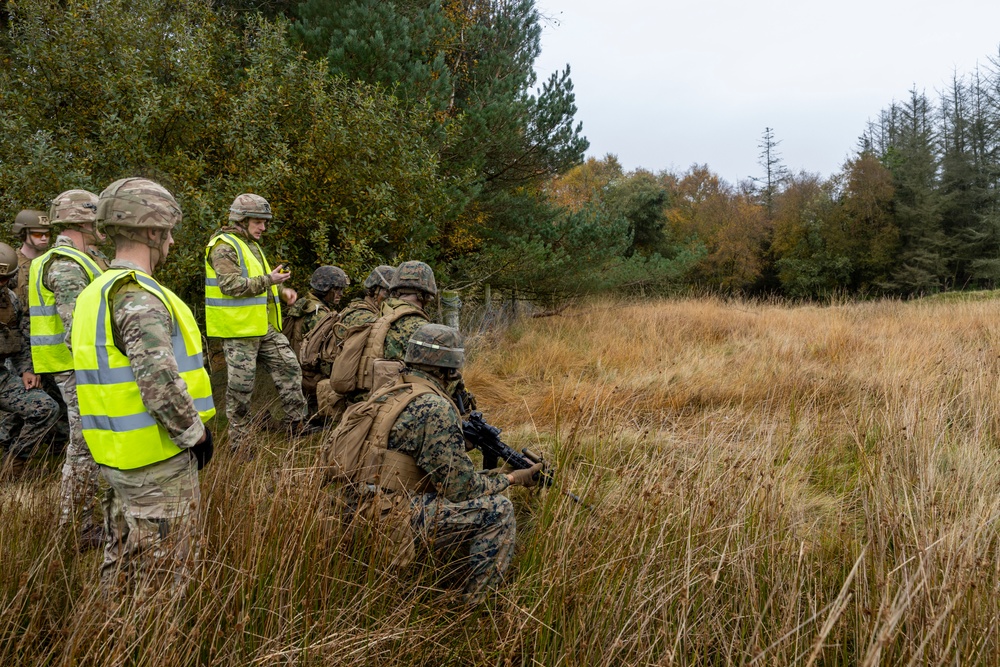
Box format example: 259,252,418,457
554,58,1000,300
4,0,1000,304
0,0,607,308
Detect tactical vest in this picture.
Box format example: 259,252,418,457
72,269,216,470
329,300,424,395
29,245,104,373
0,290,21,358
324,374,458,494
204,232,281,338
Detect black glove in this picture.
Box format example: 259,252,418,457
191,428,214,470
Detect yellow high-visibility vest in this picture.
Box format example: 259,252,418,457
28,246,103,373
72,269,216,470
204,232,281,338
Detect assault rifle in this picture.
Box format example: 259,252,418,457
461,410,587,507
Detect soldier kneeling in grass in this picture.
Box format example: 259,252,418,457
321,323,541,606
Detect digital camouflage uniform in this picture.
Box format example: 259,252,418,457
338,296,379,328
384,368,514,606
98,260,204,591
380,297,430,362
283,292,329,359
43,235,109,528
0,287,59,462
4,248,70,453
283,291,330,411
208,226,307,446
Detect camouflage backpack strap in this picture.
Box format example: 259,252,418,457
358,302,422,387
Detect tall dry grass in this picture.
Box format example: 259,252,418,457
5,295,1000,664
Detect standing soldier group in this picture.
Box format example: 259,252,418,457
2,181,539,608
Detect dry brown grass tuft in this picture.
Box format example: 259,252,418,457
7,295,1000,664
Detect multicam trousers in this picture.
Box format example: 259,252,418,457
54,370,100,529
222,326,307,448
100,451,200,596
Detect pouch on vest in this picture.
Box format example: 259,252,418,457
316,379,346,422
319,380,436,487
371,359,404,394
328,322,370,394
328,303,421,395
355,489,416,570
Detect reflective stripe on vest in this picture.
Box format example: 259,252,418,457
204,233,281,338
28,246,103,373
72,269,216,470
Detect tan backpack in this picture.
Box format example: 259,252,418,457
328,302,422,394
321,379,437,490
298,310,342,371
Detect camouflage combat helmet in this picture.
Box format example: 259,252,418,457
0,243,18,278
310,265,350,293
363,265,395,292
96,178,182,232
404,323,464,369
12,210,51,236
49,190,99,228
228,193,272,222
390,260,437,296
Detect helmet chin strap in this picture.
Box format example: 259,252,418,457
149,244,165,272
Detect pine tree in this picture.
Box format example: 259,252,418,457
879,90,947,293
754,127,788,217
291,0,589,292
937,71,1000,288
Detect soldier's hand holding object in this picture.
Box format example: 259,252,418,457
507,461,544,488
269,264,292,284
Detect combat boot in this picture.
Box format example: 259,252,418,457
78,523,107,554
287,419,324,439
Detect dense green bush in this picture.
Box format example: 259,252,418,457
0,0,459,306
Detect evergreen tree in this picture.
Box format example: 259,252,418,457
754,127,788,217
882,90,947,293
291,0,589,293
937,72,1000,288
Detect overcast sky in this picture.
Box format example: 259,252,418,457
533,0,1000,185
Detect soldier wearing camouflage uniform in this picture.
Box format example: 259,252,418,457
12,209,51,309
284,265,350,358
330,324,541,606
0,210,68,455
380,261,436,362
284,265,349,411
204,193,308,453
0,242,60,479
28,190,109,547
73,178,215,594
338,265,395,328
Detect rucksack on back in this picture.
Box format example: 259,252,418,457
320,381,435,487
329,303,421,394
299,310,342,370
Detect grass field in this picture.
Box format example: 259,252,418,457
4,295,1000,665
